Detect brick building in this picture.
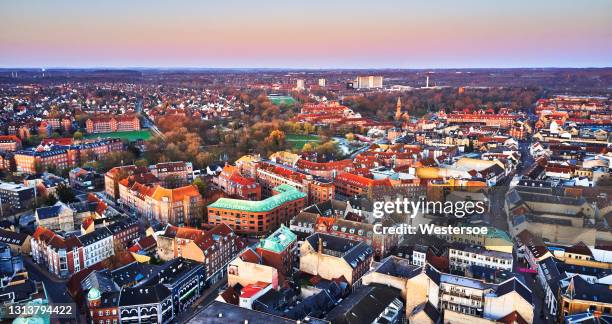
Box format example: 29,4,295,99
0,135,22,152
256,161,334,204
85,114,140,134
255,225,297,280
156,224,244,285
207,184,306,236
14,139,125,173
214,165,261,200
118,178,203,226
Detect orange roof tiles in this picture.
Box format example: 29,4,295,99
0,135,21,143
150,184,200,202
335,172,374,187
296,159,353,171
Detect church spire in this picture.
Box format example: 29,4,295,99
395,97,402,121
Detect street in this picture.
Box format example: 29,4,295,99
173,277,228,323
24,256,71,302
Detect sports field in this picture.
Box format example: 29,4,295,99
286,134,320,149
268,95,296,106
83,130,152,141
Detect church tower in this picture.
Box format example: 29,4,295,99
395,97,402,121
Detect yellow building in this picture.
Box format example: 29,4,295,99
227,248,279,289
299,233,373,285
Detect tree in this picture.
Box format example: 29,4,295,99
315,141,342,159
73,131,83,140
134,159,148,167
163,174,183,189
192,177,208,197
45,194,58,206
302,142,315,153
55,183,76,203
265,130,286,147
34,161,44,174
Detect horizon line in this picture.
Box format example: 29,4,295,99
1,65,612,71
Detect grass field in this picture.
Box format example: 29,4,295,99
286,134,320,149
84,130,152,141
268,95,297,106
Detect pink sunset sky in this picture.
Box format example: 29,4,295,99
1,0,610,68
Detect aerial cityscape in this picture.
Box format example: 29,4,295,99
0,1,611,324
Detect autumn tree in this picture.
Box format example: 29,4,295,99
73,131,83,140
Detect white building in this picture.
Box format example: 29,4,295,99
296,79,305,91
80,227,114,267
449,243,513,272
412,245,428,266
355,76,383,89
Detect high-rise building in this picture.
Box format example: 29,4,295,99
296,79,305,91
354,76,383,89
318,78,326,87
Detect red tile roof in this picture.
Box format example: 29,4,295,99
296,159,353,171
335,172,374,187
240,282,270,298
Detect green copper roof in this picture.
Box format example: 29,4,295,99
485,227,512,242
458,223,512,242
208,184,306,213
87,287,101,301
259,225,297,253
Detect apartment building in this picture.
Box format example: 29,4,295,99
118,177,202,226
207,184,306,236
213,165,261,200
156,224,244,285
0,181,35,212
299,233,373,285
0,135,22,151
255,161,334,205
85,114,140,134
448,243,513,272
